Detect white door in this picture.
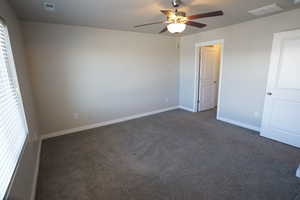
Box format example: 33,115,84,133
261,29,300,148
198,46,219,111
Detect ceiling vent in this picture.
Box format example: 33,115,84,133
248,4,283,16
43,2,55,12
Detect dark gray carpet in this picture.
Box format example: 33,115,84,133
36,109,300,200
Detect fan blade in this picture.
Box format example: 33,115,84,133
187,10,223,20
160,10,173,16
185,21,207,28
134,21,164,28
159,27,168,34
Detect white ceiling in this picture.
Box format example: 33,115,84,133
9,0,300,36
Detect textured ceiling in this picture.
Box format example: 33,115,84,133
9,0,300,36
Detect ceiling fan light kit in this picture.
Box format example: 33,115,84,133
166,10,187,33
134,0,224,34
167,23,186,33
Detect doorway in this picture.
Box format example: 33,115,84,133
193,40,224,117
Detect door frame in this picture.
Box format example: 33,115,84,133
193,39,224,118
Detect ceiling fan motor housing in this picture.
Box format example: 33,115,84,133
172,0,181,7
176,11,186,17
167,11,187,24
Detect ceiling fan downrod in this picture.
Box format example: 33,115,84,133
172,0,181,8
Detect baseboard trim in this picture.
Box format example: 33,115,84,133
41,106,179,140
178,106,195,112
30,139,42,200
217,117,261,132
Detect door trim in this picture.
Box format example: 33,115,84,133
193,39,224,119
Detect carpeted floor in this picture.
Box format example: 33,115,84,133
36,109,300,200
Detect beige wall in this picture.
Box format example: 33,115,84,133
22,22,180,135
179,8,300,129
0,0,40,199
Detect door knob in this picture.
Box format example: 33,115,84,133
267,92,272,96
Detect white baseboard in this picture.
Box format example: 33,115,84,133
41,106,179,140
217,117,261,132
178,105,195,112
30,139,42,200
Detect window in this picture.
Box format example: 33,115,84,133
0,18,28,199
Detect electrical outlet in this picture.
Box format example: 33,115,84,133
297,165,300,178
73,113,79,120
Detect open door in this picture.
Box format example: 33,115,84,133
198,46,220,112
261,29,300,148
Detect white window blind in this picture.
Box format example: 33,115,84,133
0,19,28,199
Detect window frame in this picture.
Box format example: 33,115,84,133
0,17,28,134
0,16,29,199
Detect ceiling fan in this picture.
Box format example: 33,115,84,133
134,0,224,34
